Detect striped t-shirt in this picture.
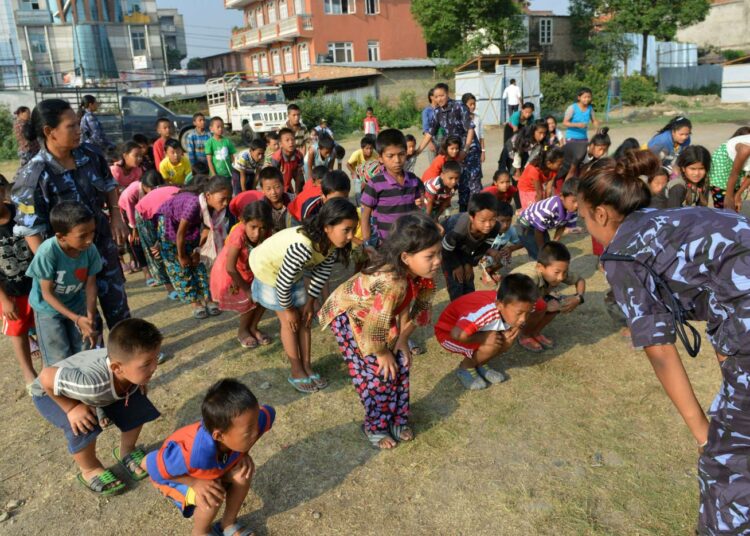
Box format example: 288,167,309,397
518,196,577,232
360,169,424,240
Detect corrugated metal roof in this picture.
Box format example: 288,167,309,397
335,58,450,69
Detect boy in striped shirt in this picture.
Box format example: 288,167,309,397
424,160,460,219
435,274,537,390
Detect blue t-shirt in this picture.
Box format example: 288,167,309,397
565,103,593,140
26,237,102,317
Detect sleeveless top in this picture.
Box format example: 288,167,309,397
566,103,592,141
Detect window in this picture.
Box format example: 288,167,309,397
126,99,162,117
298,43,310,71
252,55,260,75
283,46,294,73
255,8,264,27
539,18,553,45
267,2,277,23
367,41,379,61
328,42,353,63
131,30,146,52
272,50,281,74
294,0,304,14
20,0,41,10
279,0,288,19
364,0,378,15
260,54,269,74
28,30,47,54
324,0,355,14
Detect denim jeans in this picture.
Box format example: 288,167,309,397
443,264,476,301
34,311,83,366
516,224,550,261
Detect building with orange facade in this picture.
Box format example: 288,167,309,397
225,0,427,83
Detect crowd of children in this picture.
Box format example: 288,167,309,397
6,85,750,535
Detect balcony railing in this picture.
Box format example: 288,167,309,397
230,15,313,51
15,9,53,25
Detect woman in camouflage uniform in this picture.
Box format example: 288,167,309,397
578,159,750,534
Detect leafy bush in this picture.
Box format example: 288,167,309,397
0,106,17,161
153,98,206,116
620,75,663,106
541,72,661,114
722,49,745,62
667,83,721,97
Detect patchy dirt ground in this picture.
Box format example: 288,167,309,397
0,117,748,535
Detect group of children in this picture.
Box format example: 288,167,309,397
7,83,750,535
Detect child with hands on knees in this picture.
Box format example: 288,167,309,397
319,213,442,449
144,379,274,536
249,198,359,393
424,160,460,220
482,169,518,205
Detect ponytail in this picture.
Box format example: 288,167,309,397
25,99,72,143
578,157,651,216
529,146,564,171
590,127,611,147
79,95,97,120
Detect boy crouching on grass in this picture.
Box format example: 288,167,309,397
435,274,537,390
31,318,162,496
144,379,275,536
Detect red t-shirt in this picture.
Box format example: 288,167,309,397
270,148,304,192
434,290,507,339
153,138,167,169
229,190,264,219
482,184,519,204
421,154,448,183
287,181,322,221
517,164,557,193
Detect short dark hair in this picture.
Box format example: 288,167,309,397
537,241,571,267
492,169,510,182
192,161,210,176
50,201,94,235
311,165,329,182
561,177,580,197
441,160,462,175
434,82,450,93
287,103,300,112
241,200,272,229
265,131,280,141
376,129,406,154
317,134,335,151
521,102,535,111
165,138,181,152
209,116,224,127
202,379,258,433
132,133,149,145
322,170,351,196
497,273,538,304
155,117,171,128
141,169,165,189
278,127,294,140
510,78,516,85
192,112,205,120
259,166,283,185
334,144,346,160
467,192,499,216
248,138,267,152
361,134,376,149
366,106,374,113
405,134,416,144
108,318,163,362
496,201,514,218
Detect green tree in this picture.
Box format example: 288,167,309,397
186,57,204,70
166,46,186,70
604,0,710,75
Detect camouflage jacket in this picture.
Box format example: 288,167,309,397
602,207,750,356
11,143,116,238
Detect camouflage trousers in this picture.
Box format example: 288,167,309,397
94,230,131,330
698,355,750,534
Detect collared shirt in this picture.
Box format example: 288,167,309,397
284,120,309,151
359,169,424,240
428,98,475,149
518,196,577,232
11,143,117,237
185,129,211,166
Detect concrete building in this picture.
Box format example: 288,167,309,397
203,51,245,79
157,7,187,62
0,0,186,89
676,0,750,53
225,0,427,83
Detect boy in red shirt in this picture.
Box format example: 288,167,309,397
269,128,304,194
482,169,518,205
152,118,173,168
435,274,537,390
144,379,274,536
287,165,326,223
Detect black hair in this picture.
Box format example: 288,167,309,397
434,82,450,93
496,273,538,304
287,103,300,112
577,87,593,98
299,197,357,263
366,106,374,113
317,134,335,151
311,165,329,182
529,146,564,170
192,112,205,120
140,169,164,190
492,169,510,182
278,127,294,140
322,170,351,196
192,161,210,176
376,129,406,154
613,137,641,160
578,160,651,216
24,99,72,142
461,92,476,106
360,134,376,149
677,145,711,179
202,379,258,433
50,201,94,235
155,117,171,129
209,116,224,127
656,116,692,135
78,95,97,118
561,177,580,197
496,201,514,218
537,241,571,266
335,144,346,159
0,174,9,189
510,78,516,85
468,192,500,216
513,120,548,153
440,135,461,155
165,138,182,152
117,141,142,167
521,102,535,111
405,134,416,144
241,200,273,232
14,106,30,116
427,88,435,101
258,166,283,185
132,133,149,145
248,138,267,152
442,160,462,176
544,115,556,123
108,318,163,362
589,127,611,147
732,126,750,138
181,175,232,196
364,212,442,278
265,131,280,141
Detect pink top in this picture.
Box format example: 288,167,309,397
118,181,143,228
135,185,180,223
110,163,143,188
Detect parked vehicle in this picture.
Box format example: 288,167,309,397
207,73,287,144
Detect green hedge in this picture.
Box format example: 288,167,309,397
0,106,18,161
541,73,662,115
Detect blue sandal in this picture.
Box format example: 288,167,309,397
287,376,317,393
212,521,254,536
308,373,328,390
167,290,179,301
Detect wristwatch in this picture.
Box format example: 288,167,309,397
575,293,585,305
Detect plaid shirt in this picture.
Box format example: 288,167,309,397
185,129,211,166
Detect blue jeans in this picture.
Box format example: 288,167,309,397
443,263,476,301
516,224,550,261
34,311,83,366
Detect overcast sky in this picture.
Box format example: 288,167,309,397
159,0,571,61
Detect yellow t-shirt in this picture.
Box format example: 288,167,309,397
347,148,377,168
159,155,192,185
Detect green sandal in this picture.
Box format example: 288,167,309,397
77,469,126,496
113,446,149,481
287,376,317,393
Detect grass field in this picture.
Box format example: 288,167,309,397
0,114,748,535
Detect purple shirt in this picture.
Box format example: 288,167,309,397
360,169,424,240
158,191,202,242
519,196,577,232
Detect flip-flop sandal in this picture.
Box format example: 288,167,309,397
389,423,414,442
308,373,328,390
408,339,425,355
238,335,259,349
113,446,149,481
518,336,544,353
534,334,555,349
193,307,208,320
287,376,317,393
77,469,126,496
361,424,396,450
212,521,254,536
206,303,222,316
255,332,273,346
167,290,180,301
157,352,169,364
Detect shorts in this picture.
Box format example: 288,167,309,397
435,329,477,359
1,294,34,337
251,278,308,312
33,388,160,454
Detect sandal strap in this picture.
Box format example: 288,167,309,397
121,448,146,471
214,522,254,536
88,470,123,492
